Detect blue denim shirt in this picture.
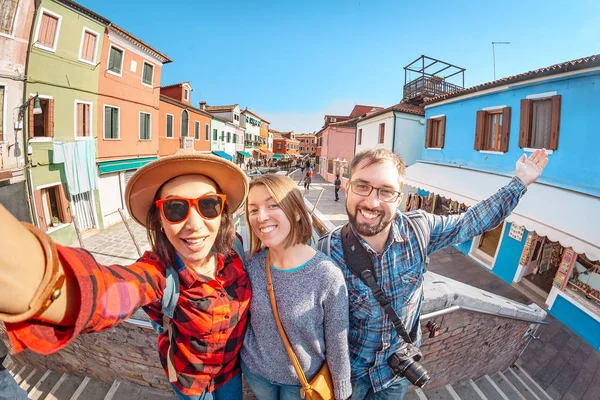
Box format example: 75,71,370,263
328,177,527,392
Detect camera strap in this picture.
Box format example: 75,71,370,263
340,223,415,345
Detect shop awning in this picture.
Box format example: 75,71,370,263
212,151,232,161
272,154,283,159
237,151,252,158
98,156,157,174
263,149,274,155
405,162,600,261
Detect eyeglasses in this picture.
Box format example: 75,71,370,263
155,194,226,224
349,181,401,203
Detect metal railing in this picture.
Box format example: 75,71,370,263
403,76,464,101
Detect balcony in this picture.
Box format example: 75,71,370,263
403,75,464,102
403,55,465,104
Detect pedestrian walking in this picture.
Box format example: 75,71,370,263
304,169,313,193
334,174,341,201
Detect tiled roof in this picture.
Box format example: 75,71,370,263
350,105,384,118
425,54,600,105
161,82,190,90
205,104,238,112
57,0,109,25
358,101,424,123
110,24,172,63
328,117,360,128
242,108,269,123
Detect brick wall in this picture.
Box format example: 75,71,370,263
2,309,532,391
419,310,530,389
1,322,170,390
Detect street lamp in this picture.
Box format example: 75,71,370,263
32,96,42,115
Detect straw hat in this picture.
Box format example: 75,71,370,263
125,149,248,227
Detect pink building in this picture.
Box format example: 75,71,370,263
316,118,358,184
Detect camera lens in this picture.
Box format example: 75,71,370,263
403,361,431,388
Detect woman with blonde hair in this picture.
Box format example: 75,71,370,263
0,149,251,400
241,174,351,400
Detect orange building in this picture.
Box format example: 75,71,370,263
158,82,211,156
96,24,171,227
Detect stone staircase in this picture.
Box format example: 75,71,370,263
4,357,173,400
406,364,555,400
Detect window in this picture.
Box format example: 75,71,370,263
166,114,174,138
142,61,154,86
358,128,363,145
194,121,200,139
34,184,71,231
184,88,189,101
34,10,61,51
327,159,334,174
220,131,225,141
103,105,119,139
75,101,91,138
233,134,237,144
0,0,19,36
425,116,446,148
378,123,385,144
519,96,561,150
205,124,209,140
107,45,124,75
277,143,282,150
474,107,511,152
227,132,231,143
213,128,217,141
181,110,189,137
0,86,4,142
139,112,151,140
29,97,54,138
78,28,98,64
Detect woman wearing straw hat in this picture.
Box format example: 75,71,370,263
0,149,251,400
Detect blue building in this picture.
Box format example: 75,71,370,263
404,54,600,350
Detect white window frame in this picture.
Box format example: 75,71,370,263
194,120,200,140
141,60,155,88
0,0,21,39
139,111,152,141
35,181,70,233
205,124,210,141
468,222,506,270
184,88,189,101
33,8,63,53
165,113,174,139
103,104,120,140
77,26,100,65
73,99,93,140
28,93,53,142
107,43,125,77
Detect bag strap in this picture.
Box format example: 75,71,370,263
340,223,414,345
161,263,181,382
316,226,342,257
265,252,312,392
232,234,246,268
404,211,431,272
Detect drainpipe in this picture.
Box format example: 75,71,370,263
391,111,397,154
21,0,42,225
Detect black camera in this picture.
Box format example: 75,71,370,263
387,342,430,388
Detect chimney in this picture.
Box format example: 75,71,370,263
199,101,207,110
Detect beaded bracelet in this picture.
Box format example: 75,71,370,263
0,223,65,323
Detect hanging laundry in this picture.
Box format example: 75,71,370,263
53,140,98,196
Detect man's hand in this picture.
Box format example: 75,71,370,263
515,148,549,186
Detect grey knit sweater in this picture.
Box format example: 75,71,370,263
241,250,352,400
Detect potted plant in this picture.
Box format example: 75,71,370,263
51,216,61,227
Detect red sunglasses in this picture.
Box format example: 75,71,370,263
155,194,226,224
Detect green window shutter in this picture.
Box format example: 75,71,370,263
143,63,153,85
181,111,189,137
205,125,209,140
213,129,217,140
112,108,119,138
167,115,173,137
195,121,200,139
104,107,110,139
109,47,122,73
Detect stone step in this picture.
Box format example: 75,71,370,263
29,370,60,400
491,371,526,400
474,375,509,400
453,379,487,400
423,384,460,399
19,367,43,392
503,366,543,400
46,373,84,400
512,364,555,400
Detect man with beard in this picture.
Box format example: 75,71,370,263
319,147,548,400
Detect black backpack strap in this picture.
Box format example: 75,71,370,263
340,224,414,345
317,226,342,257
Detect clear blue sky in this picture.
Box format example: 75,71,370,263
80,0,599,132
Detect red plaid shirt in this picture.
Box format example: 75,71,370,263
6,245,251,396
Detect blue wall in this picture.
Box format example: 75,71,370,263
492,224,527,283
424,71,600,197
549,295,600,351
